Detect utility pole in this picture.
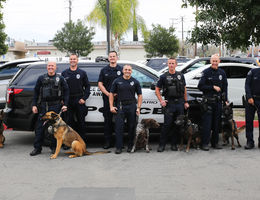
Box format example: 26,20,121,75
66,0,72,22
194,3,198,57
106,0,110,55
181,16,184,56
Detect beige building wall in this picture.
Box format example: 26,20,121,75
2,41,147,62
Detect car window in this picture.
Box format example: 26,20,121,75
220,66,251,78
17,68,47,86
131,68,155,88
80,66,102,86
0,64,19,78
146,59,168,71
182,61,208,74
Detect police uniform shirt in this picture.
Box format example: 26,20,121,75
245,68,260,99
157,71,186,99
110,76,142,102
62,68,90,100
198,67,228,99
98,64,123,93
32,73,69,106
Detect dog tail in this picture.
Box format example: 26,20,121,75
236,125,246,134
85,150,111,155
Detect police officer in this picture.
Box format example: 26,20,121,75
109,65,142,154
155,57,189,152
61,54,90,141
244,67,260,149
198,54,228,151
98,51,122,149
30,61,69,156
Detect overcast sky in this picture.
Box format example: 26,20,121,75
2,0,196,42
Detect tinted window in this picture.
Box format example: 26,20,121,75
17,68,47,86
220,66,251,78
146,59,168,71
0,64,19,79
80,66,103,86
131,65,157,88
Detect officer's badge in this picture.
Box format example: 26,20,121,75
177,75,181,80
248,70,252,76
219,75,222,80
76,74,80,79
117,71,121,76
130,81,134,86
56,77,60,82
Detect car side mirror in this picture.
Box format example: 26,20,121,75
150,82,156,90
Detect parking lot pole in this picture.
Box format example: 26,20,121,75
106,0,110,55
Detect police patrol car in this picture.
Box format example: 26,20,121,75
4,60,171,132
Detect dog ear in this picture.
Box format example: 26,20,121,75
51,112,58,119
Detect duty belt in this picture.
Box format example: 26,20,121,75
120,99,136,106
203,96,220,104
167,98,183,104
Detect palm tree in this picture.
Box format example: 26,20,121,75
87,0,147,54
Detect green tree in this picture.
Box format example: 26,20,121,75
144,24,179,57
183,0,260,49
87,0,147,52
53,20,95,57
0,0,8,55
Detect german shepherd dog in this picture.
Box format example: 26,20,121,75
42,111,110,159
175,114,200,152
131,118,160,153
221,103,245,150
0,110,5,148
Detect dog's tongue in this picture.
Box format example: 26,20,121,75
43,120,49,126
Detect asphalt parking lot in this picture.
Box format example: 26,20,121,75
1,129,260,200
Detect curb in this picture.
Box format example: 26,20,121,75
236,120,259,128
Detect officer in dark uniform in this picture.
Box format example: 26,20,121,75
61,54,90,141
244,67,260,149
98,51,122,149
109,65,142,154
198,54,228,151
155,57,189,152
30,61,69,156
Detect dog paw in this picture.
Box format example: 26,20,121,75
50,155,57,159
146,150,150,153
231,147,235,150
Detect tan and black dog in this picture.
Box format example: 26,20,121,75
131,118,160,153
221,103,245,150
42,111,110,159
0,110,5,148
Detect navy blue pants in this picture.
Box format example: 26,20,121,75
159,103,184,147
34,104,61,151
115,103,136,149
201,102,222,146
245,100,260,145
103,96,114,144
67,97,88,140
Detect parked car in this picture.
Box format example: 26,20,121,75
159,57,260,75
184,63,257,107
3,60,202,132
0,57,43,108
146,57,191,71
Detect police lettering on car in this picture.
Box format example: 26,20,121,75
244,67,260,149
109,64,142,154
155,57,189,152
198,54,228,151
30,61,69,156
61,54,90,142
98,51,123,149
